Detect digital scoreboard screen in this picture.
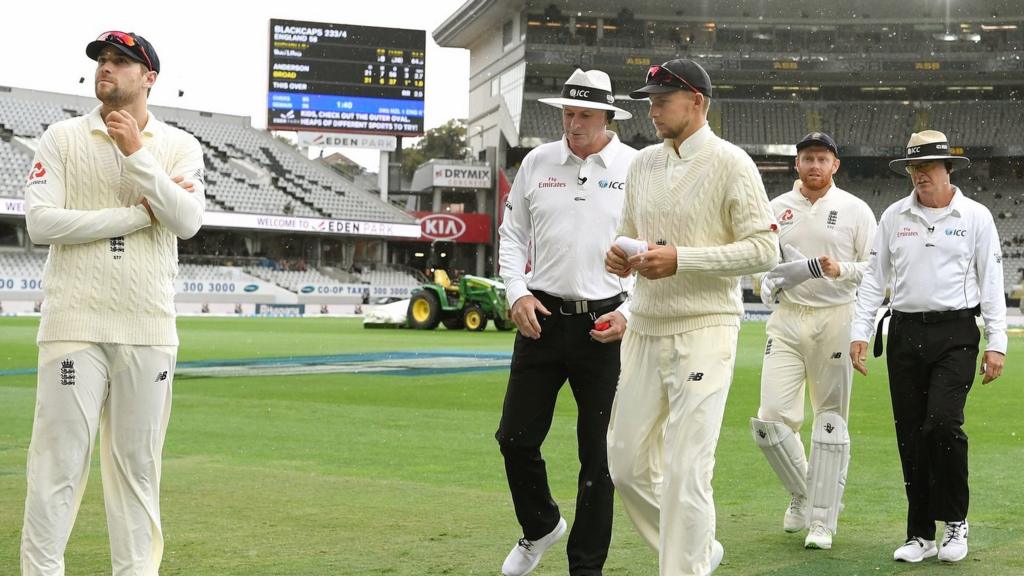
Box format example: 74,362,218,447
268,19,425,137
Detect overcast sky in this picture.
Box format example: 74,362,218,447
0,0,470,169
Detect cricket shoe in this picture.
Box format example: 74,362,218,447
893,537,937,562
938,520,969,562
804,521,832,549
784,494,808,532
502,517,567,576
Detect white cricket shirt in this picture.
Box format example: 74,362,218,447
851,186,1007,353
770,182,877,307
499,131,636,311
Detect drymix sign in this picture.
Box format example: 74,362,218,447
297,132,397,151
432,165,491,189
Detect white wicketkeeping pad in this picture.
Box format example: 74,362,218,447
807,411,850,532
751,417,807,498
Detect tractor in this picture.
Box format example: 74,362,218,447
406,270,515,331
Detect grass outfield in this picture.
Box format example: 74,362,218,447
1,316,1022,575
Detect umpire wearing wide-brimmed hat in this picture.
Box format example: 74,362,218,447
851,129,1007,564
496,68,637,576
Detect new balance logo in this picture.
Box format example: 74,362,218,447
831,352,842,359
155,371,168,382
60,358,76,386
686,372,704,382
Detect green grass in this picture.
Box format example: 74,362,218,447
1,317,1022,574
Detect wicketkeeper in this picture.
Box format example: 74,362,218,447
751,132,876,550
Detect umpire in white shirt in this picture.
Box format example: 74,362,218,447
851,130,1007,564
752,132,876,550
496,69,637,576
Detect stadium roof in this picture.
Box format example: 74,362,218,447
436,0,1024,47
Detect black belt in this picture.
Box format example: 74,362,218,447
874,305,980,358
892,305,980,324
533,291,627,316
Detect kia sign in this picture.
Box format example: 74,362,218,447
420,214,466,241
297,132,397,151
432,164,491,189
411,212,491,244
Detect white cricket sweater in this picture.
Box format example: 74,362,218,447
24,106,206,345
619,126,778,335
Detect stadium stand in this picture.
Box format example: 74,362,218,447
177,263,264,284
357,266,423,288
0,87,415,225
521,98,1024,150
246,267,352,292
0,250,46,277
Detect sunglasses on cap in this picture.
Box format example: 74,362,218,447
646,65,701,96
96,31,154,71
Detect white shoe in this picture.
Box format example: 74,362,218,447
938,520,969,562
501,517,567,576
709,539,724,574
893,537,937,562
784,494,808,533
804,521,833,549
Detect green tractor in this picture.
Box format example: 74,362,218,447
407,270,515,331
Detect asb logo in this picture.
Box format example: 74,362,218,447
945,228,967,237
598,179,625,190
420,214,466,241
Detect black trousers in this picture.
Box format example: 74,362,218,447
495,292,621,576
886,313,979,541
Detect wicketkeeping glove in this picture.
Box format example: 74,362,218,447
766,244,825,291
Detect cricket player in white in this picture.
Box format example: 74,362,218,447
21,31,204,576
751,132,876,550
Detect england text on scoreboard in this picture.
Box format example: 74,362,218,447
267,19,426,137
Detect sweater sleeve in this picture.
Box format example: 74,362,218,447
25,127,152,246
123,133,206,240
676,152,778,276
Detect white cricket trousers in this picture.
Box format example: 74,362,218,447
758,302,853,430
608,325,738,576
21,341,177,576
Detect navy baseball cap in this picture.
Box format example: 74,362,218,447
630,59,712,99
796,132,839,156
87,31,160,73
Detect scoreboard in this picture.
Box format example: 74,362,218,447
268,19,425,137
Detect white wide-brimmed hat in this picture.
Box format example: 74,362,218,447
888,130,970,175
538,69,632,120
